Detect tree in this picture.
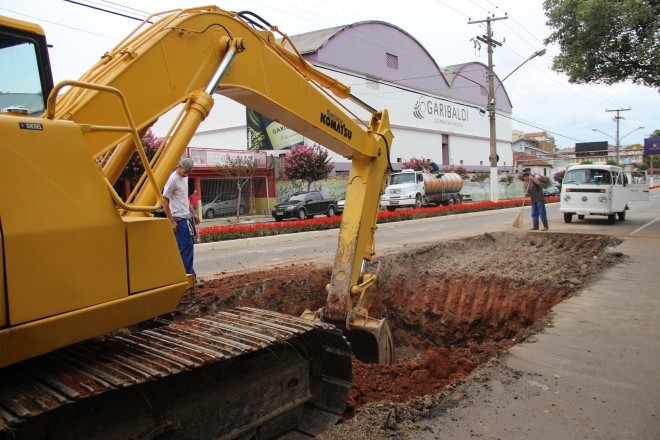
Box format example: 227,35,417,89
640,155,660,170
499,174,515,197
282,144,334,191
215,155,260,220
553,170,566,182
120,129,160,182
443,165,468,179
652,129,660,137
544,0,660,90
470,172,490,197
401,157,431,171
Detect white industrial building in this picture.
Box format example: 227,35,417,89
157,21,515,172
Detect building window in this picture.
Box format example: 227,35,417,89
386,53,399,70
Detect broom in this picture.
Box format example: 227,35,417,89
512,195,526,228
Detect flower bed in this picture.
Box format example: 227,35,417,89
197,197,559,243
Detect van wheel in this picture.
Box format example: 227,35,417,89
563,213,573,223
617,211,626,221
577,215,585,220
607,213,616,224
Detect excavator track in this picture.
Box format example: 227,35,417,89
0,307,352,439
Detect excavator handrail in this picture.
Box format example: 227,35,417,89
46,80,163,213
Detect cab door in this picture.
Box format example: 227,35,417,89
624,171,650,202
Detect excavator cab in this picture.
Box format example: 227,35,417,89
0,16,53,116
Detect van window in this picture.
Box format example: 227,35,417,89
563,168,612,185
615,172,628,185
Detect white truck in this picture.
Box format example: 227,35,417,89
380,169,464,211
560,164,649,224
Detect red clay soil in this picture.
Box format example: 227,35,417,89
177,231,623,420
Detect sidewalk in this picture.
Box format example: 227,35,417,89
415,232,660,439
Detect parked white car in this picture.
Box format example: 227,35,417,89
202,195,247,219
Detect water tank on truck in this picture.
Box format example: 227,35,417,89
421,172,463,195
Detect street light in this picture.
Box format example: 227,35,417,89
591,125,645,164
488,48,546,202
499,48,547,85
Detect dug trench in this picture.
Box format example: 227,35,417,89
178,231,624,428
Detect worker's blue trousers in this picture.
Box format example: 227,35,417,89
174,217,196,277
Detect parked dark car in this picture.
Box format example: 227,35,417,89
543,185,560,197
271,191,336,221
336,192,345,215
203,195,247,219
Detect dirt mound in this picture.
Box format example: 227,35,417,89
177,232,624,427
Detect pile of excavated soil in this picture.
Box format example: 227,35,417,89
177,231,624,437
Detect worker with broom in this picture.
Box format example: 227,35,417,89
523,172,549,231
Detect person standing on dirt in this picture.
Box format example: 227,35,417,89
523,172,549,231
163,158,204,288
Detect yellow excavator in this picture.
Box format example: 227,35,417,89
0,6,393,438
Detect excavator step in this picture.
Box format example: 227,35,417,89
0,308,352,439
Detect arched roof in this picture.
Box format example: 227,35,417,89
286,21,512,111
287,21,449,95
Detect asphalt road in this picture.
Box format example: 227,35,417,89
194,194,660,277
194,191,660,439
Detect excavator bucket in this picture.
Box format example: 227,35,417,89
344,315,394,365
302,310,394,365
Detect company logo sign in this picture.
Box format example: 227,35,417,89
320,109,352,140
412,96,473,128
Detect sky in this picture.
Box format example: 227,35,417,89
2,0,658,149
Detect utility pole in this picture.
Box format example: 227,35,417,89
606,108,630,164
469,15,507,202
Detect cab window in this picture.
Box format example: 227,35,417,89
0,31,46,115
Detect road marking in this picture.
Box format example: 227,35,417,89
630,216,660,236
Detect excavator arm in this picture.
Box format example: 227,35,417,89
50,6,394,362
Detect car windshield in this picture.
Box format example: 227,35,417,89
287,193,307,202
390,173,415,185
563,169,612,185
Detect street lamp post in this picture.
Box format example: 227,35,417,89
468,16,546,202
487,48,546,202
591,125,645,164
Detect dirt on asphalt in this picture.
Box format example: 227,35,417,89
176,231,625,439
